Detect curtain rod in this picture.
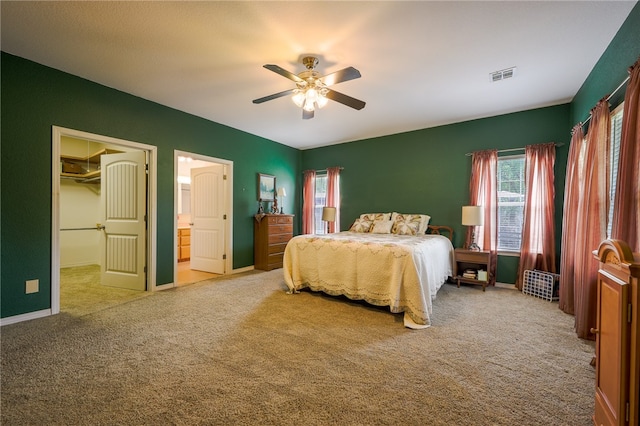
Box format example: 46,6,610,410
577,75,630,130
303,167,344,173
465,142,564,157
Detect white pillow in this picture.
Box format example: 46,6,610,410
371,220,393,234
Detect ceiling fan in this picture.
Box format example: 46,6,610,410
252,56,366,119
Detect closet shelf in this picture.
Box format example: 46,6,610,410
60,148,121,183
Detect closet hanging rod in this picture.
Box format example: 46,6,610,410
60,226,104,231
578,75,630,129
465,143,564,157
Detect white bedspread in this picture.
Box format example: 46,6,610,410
283,232,454,329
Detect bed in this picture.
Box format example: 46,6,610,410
283,212,454,329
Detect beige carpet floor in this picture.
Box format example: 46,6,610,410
2,269,595,425
60,265,151,317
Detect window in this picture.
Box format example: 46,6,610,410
497,155,525,252
607,103,624,238
314,174,327,234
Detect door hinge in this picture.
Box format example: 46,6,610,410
145,164,149,171
223,214,227,220
223,254,227,260
223,174,227,180
629,303,632,323
626,402,630,422
144,266,147,273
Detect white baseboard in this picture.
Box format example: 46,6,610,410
232,265,254,274
154,282,174,291
1,309,52,326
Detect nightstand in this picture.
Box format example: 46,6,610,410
454,248,493,291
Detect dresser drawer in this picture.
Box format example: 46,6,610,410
268,242,289,254
269,233,292,244
267,253,284,267
268,215,293,225
269,224,292,234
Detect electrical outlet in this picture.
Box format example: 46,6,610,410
25,279,39,294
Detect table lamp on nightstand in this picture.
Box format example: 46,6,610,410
322,207,336,234
462,205,484,251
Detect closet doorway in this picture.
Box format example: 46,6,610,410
52,126,157,316
174,150,233,286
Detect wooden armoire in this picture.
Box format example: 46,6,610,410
593,239,640,426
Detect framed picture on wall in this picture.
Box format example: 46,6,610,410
258,173,276,202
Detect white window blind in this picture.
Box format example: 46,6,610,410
497,155,525,252
607,104,624,238
314,174,327,234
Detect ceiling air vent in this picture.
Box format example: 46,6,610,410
490,67,517,82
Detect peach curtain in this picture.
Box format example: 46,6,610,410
572,100,611,340
515,143,556,290
611,58,640,252
558,125,585,316
326,167,341,233
466,150,498,280
302,170,316,234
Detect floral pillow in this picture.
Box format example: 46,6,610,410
360,213,391,233
349,218,373,233
390,213,424,236
360,213,391,222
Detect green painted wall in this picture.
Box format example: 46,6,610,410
301,104,571,284
1,52,301,318
2,2,638,318
571,2,640,125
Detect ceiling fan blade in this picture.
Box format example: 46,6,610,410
303,109,314,120
263,64,304,83
252,89,295,104
325,89,366,110
320,67,361,86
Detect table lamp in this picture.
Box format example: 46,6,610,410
322,207,336,234
277,187,287,214
462,205,484,251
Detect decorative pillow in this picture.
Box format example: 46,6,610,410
390,213,423,236
390,212,431,234
371,220,393,234
360,213,391,233
417,214,431,234
360,213,391,222
349,218,373,233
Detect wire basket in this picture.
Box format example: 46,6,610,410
522,270,559,302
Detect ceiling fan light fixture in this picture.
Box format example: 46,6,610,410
292,89,305,107
293,86,328,112
254,56,365,119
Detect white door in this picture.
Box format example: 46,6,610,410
190,165,225,274
100,151,147,290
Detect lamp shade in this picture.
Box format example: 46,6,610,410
277,187,287,197
462,206,484,226
322,207,337,222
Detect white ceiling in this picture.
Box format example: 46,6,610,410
1,1,636,150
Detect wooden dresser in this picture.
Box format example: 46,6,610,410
178,228,191,262
593,239,640,426
254,214,294,271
